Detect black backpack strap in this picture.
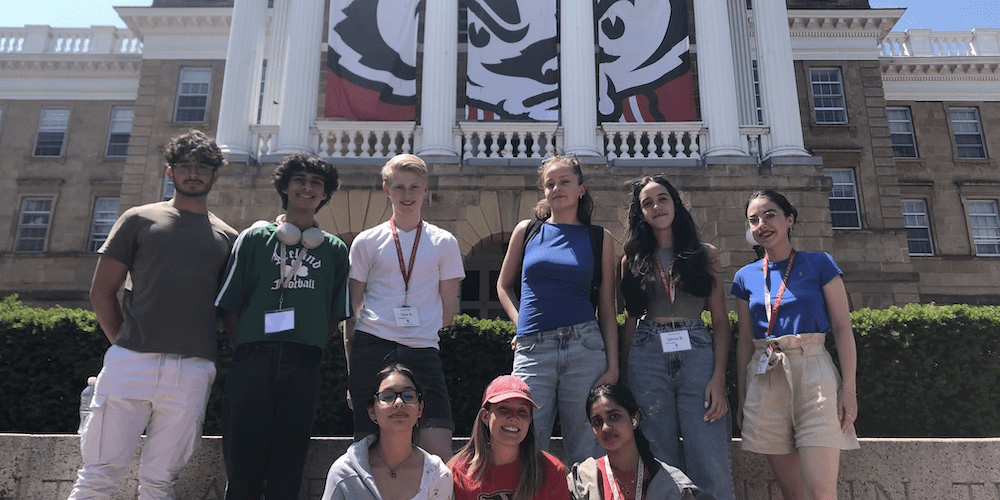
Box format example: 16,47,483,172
588,225,604,311
514,218,546,303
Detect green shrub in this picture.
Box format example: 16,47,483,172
2,297,999,437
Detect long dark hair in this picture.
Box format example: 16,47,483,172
622,175,712,314
532,156,594,226
586,384,659,477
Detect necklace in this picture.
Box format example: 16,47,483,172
603,456,644,500
377,446,414,479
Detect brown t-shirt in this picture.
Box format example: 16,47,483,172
645,247,707,320
99,201,237,361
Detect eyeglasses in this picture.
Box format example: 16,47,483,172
374,390,420,405
747,210,780,227
173,162,215,175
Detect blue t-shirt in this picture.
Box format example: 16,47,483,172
730,251,842,339
517,223,595,335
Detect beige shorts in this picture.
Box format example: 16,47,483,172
741,333,859,455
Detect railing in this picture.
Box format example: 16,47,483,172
457,122,560,159
314,121,416,158
0,25,141,55
880,29,1000,57
602,122,705,160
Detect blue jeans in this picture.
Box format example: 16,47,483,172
512,320,606,465
628,319,734,500
223,341,322,500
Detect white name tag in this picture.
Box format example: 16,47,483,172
264,308,295,334
660,329,692,353
394,307,420,327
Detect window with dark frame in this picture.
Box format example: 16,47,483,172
888,107,918,158
901,199,933,256
968,200,1000,256
824,169,861,229
89,197,120,252
106,106,134,157
950,108,988,159
34,107,70,157
810,68,847,124
174,67,212,123
15,197,54,253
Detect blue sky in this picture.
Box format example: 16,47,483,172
2,0,998,31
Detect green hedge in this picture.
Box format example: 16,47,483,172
1,295,998,437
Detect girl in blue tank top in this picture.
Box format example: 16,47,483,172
496,156,618,465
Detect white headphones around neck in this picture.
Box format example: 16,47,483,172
272,216,324,249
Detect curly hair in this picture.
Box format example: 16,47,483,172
532,156,594,225
622,176,713,314
163,130,226,170
272,154,340,212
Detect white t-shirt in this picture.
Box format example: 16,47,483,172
349,220,465,348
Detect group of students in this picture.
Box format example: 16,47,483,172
323,155,859,500
69,129,858,500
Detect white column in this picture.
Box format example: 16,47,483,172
274,0,325,155
216,0,268,159
260,0,290,125
752,0,809,158
728,0,758,126
560,1,601,157
694,0,745,156
417,0,459,157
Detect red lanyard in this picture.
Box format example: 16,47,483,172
654,251,675,305
390,217,422,299
762,248,796,338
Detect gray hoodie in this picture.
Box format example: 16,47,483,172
321,434,453,500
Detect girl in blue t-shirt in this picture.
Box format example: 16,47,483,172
496,156,618,465
731,190,859,500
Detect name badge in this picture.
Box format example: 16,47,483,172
394,307,420,327
660,329,692,353
264,308,295,334
755,344,774,375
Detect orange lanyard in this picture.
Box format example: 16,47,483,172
763,248,796,338
390,217,422,301
654,252,675,306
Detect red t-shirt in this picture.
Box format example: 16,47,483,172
597,456,652,500
452,452,570,500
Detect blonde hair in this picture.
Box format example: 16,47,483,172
381,154,428,184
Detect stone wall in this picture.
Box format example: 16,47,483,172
3,434,997,500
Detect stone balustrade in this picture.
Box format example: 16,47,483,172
881,29,1000,57
0,25,141,55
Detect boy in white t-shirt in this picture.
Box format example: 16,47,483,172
345,154,465,460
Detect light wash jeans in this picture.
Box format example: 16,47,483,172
513,320,606,465
627,319,735,500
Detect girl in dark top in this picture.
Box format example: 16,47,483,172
496,156,618,465
619,175,733,500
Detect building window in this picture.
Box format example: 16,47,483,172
968,200,1000,256
34,107,70,157
825,169,861,229
15,197,53,253
174,67,212,122
88,197,120,252
105,106,134,157
888,107,918,158
902,199,933,256
810,68,847,124
162,173,175,201
950,108,987,159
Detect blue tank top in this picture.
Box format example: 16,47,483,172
517,223,595,335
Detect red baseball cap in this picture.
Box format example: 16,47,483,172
481,375,539,408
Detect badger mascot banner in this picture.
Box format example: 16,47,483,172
464,0,559,121
325,0,419,121
596,0,697,122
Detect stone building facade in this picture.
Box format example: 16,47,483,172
0,0,997,312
